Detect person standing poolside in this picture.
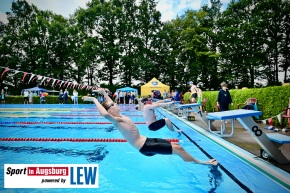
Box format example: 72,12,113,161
63,89,69,104
114,91,119,104
136,97,181,132
217,82,233,111
23,90,29,104
119,91,124,104
73,89,78,104
1,89,5,104
163,90,168,99
189,81,197,103
29,91,33,104
58,90,64,104
82,89,217,165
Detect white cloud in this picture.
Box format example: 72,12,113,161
156,0,176,21
177,0,201,11
0,0,229,23
26,0,89,18
0,12,8,24
156,0,202,22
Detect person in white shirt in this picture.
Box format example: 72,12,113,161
163,90,168,99
119,91,124,104
23,90,29,104
73,89,78,104
29,91,33,104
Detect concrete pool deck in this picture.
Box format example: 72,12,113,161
180,111,290,174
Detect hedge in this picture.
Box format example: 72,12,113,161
201,85,290,126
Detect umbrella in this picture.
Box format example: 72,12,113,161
24,87,49,92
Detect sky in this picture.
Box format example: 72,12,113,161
0,0,230,24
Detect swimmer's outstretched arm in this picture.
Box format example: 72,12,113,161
82,96,117,124
82,96,109,115
150,101,174,109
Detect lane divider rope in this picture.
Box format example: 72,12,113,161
0,122,146,124
0,138,179,142
51,114,143,117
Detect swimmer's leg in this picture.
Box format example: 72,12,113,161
171,143,218,165
164,118,181,132
164,118,174,131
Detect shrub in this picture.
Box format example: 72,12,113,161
202,86,290,126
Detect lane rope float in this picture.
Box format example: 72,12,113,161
0,138,179,142
0,122,146,124
51,114,143,117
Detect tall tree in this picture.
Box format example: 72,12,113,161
136,0,163,83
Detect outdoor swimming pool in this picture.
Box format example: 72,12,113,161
0,104,290,193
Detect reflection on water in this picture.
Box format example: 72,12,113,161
208,165,223,193
0,124,116,132
0,145,109,163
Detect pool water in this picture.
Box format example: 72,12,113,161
0,104,289,193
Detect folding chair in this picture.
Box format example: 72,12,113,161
281,107,290,129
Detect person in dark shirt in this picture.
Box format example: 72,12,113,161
217,82,233,111
172,89,180,101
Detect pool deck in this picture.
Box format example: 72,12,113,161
179,111,290,174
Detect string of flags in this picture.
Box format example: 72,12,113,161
0,66,98,91
261,99,290,126
259,112,284,125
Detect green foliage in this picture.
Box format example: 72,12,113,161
183,92,191,103
1,0,290,94
203,86,290,125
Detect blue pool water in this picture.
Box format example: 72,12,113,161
0,104,289,193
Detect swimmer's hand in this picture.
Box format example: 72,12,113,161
92,88,106,94
200,159,218,166
82,96,95,102
175,129,182,132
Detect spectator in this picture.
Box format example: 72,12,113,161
163,90,168,99
130,92,136,105
171,90,175,99
73,89,78,104
29,91,33,104
40,92,46,104
125,92,131,105
179,92,184,104
58,90,64,104
113,91,118,103
172,89,180,101
63,89,69,104
23,90,29,104
217,82,233,111
119,91,124,104
1,89,5,104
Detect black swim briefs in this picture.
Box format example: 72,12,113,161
148,119,166,131
191,93,197,98
139,138,172,156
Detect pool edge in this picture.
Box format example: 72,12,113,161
162,108,290,192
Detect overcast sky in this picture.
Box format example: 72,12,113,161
0,0,230,24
